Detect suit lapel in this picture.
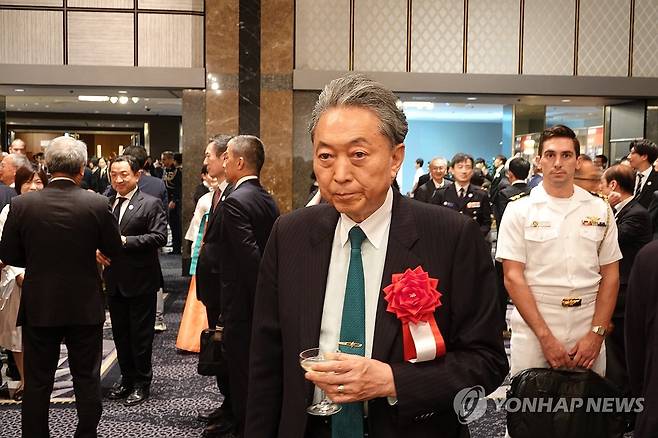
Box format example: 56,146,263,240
119,191,142,232
372,194,421,362
301,206,338,401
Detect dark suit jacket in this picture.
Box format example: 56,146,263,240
246,193,508,438
92,168,110,194
0,179,122,327
196,184,232,310
0,183,17,211
492,182,530,226
413,179,452,203
103,190,167,297
647,191,658,240
615,199,652,309
635,168,658,209
216,179,279,326
625,241,658,437
431,183,492,236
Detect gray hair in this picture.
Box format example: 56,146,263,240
46,136,88,175
430,157,448,167
308,74,408,147
5,153,32,171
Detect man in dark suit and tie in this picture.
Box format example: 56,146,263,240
195,134,234,435
0,136,122,438
492,156,531,226
600,165,651,398
245,75,508,438
413,157,452,203
208,135,279,437
431,153,492,237
97,155,167,406
627,139,658,209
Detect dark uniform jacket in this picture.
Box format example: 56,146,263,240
414,179,453,204
431,183,492,236
492,182,531,226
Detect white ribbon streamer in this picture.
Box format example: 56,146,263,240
408,321,437,363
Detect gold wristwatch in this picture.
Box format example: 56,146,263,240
591,325,607,336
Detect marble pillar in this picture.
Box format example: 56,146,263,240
260,0,294,212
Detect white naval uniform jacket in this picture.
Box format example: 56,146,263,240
495,183,622,376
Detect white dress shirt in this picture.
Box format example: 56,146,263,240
319,187,393,358
112,186,138,224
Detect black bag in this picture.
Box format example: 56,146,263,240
507,368,628,438
198,327,227,376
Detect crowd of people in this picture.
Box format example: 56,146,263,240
0,74,657,438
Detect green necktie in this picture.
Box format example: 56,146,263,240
332,226,366,438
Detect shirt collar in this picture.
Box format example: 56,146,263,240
511,180,525,186
640,166,652,179
530,183,590,203
455,182,469,192
50,177,76,184
216,179,229,193
117,186,138,202
432,178,445,188
338,187,393,250
615,196,633,213
235,175,258,189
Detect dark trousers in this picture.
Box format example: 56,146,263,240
108,292,157,388
205,305,233,419
22,324,103,438
224,321,251,434
169,204,182,253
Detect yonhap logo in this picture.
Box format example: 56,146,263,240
453,386,488,424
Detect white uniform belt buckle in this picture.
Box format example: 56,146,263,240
561,298,582,307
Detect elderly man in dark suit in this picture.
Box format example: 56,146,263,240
413,157,451,203
205,135,279,437
97,155,167,407
0,136,122,438
194,135,233,432
245,75,508,438
600,165,651,397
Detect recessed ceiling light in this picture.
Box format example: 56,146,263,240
118,96,129,104
14,89,24,92
45,105,49,108
131,97,140,103
110,96,119,104
467,97,478,101
94,110,100,114
561,99,571,103
8,105,14,108
34,103,39,106
79,95,109,102
118,90,128,94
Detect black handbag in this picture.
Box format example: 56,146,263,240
506,368,628,438
198,326,227,376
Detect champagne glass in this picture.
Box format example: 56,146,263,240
299,348,342,416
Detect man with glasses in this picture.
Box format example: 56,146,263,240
574,155,603,194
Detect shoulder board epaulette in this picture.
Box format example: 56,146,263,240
509,192,529,202
589,191,609,203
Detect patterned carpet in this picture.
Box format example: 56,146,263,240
0,254,510,437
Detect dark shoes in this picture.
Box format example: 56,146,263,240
107,383,133,400
201,422,236,438
197,407,225,422
124,387,150,406
200,408,237,437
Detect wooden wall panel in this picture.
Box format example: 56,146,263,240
138,0,203,12
67,0,133,8
67,11,134,66
138,13,203,67
0,10,63,64
0,0,62,6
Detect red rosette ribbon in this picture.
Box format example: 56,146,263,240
383,266,446,362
